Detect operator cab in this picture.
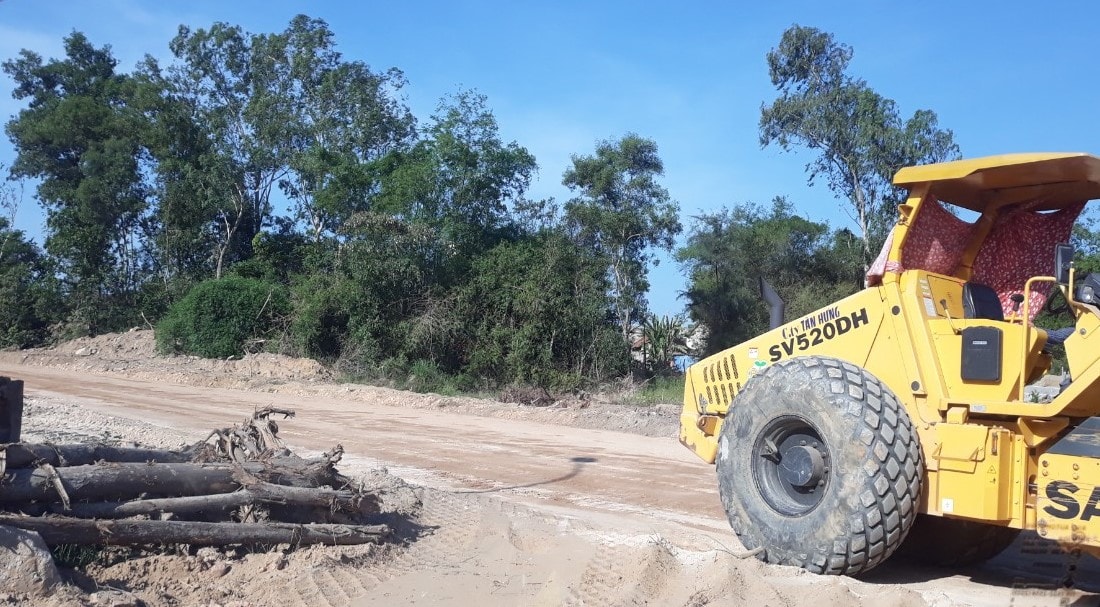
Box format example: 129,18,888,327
869,153,1100,404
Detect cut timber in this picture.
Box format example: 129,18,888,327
2,443,193,468
0,401,397,555
0,462,239,504
0,515,389,546
0,455,348,505
57,482,378,519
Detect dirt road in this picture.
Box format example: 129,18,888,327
3,360,1098,607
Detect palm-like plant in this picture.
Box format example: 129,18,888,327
641,313,690,371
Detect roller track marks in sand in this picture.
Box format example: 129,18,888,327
287,565,363,607
280,489,522,606
565,536,684,606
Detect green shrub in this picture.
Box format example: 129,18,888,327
403,359,450,394
620,375,685,406
448,234,628,390
156,277,290,359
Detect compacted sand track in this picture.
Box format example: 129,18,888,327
2,334,1097,606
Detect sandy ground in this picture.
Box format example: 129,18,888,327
1,330,1098,607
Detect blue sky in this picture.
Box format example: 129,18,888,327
1,0,1099,316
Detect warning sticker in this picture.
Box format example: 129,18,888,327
924,297,938,317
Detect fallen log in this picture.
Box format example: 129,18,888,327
0,400,396,553
0,462,240,504
241,452,346,489
0,514,389,546
56,491,252,518
0,455,343,505
245,481,377,513
53,482,377,519
1,443,193,468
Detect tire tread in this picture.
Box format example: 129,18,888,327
718,356,923,576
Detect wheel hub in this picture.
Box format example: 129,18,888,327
778,444,825,488
752,416,831,516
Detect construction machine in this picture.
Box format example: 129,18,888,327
679,153,1100,575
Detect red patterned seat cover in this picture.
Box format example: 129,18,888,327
867,197,1083,321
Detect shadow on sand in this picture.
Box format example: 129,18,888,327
864,531,1100,605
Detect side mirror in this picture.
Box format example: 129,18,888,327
1054,243,1075,285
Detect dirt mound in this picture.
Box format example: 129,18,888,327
106,486,922,607
3,330,679,438
51,329,159,359
7,329,330,390
67,526,397,607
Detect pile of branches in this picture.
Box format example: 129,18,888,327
0,407,388,547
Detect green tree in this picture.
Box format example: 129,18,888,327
354,88,539,348
288,211,437,374
0,216,62,348
163,20,295,276
133,57,228,287
4,32,149,336
678,198,860,354
1071,210,1100,274
377,91,537,255
276,15,415,241
0,170,60,347
0,164,21,241
759,25,959,265
287,90,541,381
230,218,313,283
562,134,681,343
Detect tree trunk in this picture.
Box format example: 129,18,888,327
0,515,388,546
0,458,341,505
55,482,377,519
0,463,240,504
3,443,193,469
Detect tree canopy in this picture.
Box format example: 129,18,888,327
678,198,861,354
0,17,995,395
759,25,960,265
563,134,681,343
4,33,149,336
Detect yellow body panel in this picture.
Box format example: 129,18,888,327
1036,455,1100,545
679,288,886,461
931,425,1015,521
1037,428,1100,547
680,152,1100,551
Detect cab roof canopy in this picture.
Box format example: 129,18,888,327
893,153,1100,213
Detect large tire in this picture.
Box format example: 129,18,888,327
896,514,1020,567
716,356,922,575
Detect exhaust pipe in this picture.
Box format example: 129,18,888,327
759,278,785,330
